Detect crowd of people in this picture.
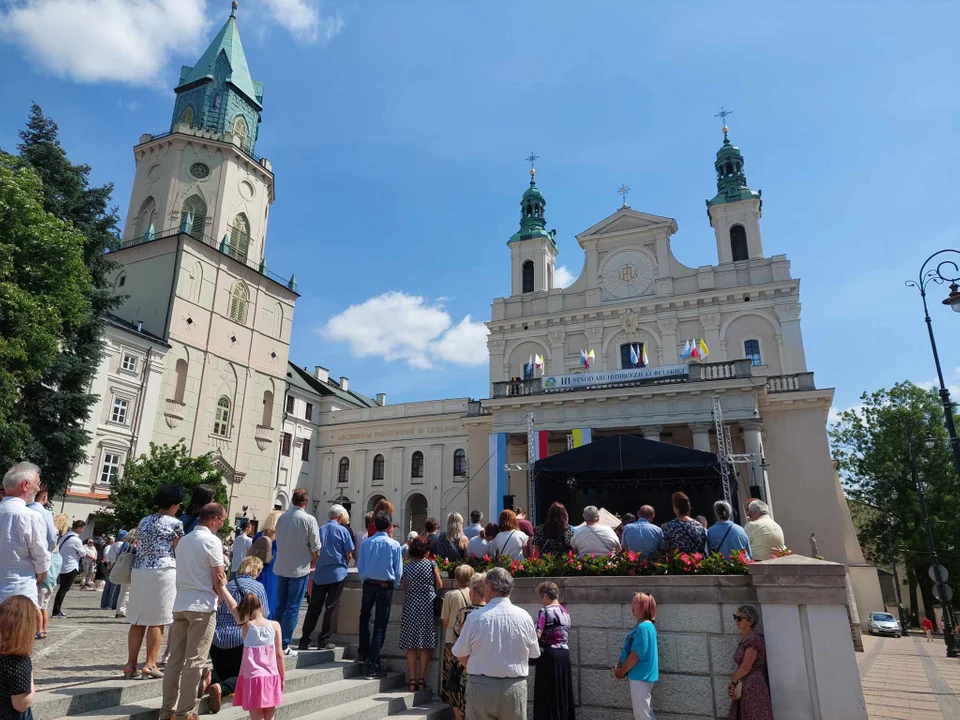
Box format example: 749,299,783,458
0,456,783,720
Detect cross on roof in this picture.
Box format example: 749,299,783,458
525,153,540,170
618,184,630,208
714,107,733,139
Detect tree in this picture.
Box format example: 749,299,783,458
0,153,92,468
106,442,228,532
10,104,122,495
830,381,960,625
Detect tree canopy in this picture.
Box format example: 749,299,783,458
0,153,92,466
105,442,228,532
831,381,960,623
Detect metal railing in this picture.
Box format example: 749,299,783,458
115,226,295,290
491,359,756,399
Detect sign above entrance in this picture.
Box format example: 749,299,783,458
541,364,690,391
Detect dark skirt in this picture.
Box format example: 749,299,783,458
534,646,575,720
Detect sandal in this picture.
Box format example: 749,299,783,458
35,632,47,640
417,678,426,691
123,665,142,680
140,666,164,679
408,679,417,692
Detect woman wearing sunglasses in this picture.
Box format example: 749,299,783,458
727,605,773,719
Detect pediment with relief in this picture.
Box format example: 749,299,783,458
577,208,678,240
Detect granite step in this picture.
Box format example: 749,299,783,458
304,694,451,720
44,672,406,720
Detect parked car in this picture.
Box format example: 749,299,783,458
868,612,902,637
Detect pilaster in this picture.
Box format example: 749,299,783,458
690,423,712,453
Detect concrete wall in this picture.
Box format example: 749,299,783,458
332,557,866,720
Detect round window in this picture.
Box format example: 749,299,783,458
190,162,210,179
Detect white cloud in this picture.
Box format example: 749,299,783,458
554,265,576,288
1,0,209,84
1,0,343,85
828,404,865,426
262,0,343,42
916,379,960,399
321,291,488,369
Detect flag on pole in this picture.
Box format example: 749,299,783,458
690,339,700,360
524,355,534,380
630,344,640,367
642,344,649,367
581,349,595,369
698,338,710,359
680,339,691,359
571,428,592,448
534,354,544,373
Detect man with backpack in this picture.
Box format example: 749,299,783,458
52,520,87,618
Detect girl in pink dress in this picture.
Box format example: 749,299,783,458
220,587,285,720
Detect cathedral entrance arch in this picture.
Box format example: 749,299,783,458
405,493,428,535
367,494,386,512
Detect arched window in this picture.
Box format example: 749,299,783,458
338,457,350,484
231,212,250,262
228,282,249,324
213,396,231,437
522,260,535,293
744,339,762,366
411,450,424,478
273,302,284,339
261,390,273,427
453,449,466,477
620,342,645,369
180,195,207,237
730,225,749,262
372,454,385,481
173,359,188,403
136,197,156,240
179,106,195,128
190,261,203,303
233,116,248,151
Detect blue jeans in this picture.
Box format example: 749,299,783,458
275,574,310,648
358,580,394,673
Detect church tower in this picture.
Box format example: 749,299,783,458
508,164,558,295
706,124,763,264
121,0,274,269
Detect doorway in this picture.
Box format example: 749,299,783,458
405,493,428,535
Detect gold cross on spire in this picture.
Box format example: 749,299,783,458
618,184,630,208
714,106,732,139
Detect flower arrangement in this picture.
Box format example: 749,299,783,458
446,549,752,578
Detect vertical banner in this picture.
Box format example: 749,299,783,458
488,433,507,520
571,427,592,448
526,427,547,524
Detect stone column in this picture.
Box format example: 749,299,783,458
657,317,679,364
690,423,712,453
548,331,565,375
741,420,771,511
643,425,663,443
775,301,806,374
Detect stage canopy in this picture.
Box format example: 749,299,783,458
532,434,737,524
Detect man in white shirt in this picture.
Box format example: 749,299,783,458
160,503,226,720
52,519,87,617
744,499,786,561
452,567,539,720
571,505,621,557
231,519,253,576
0,463,49,607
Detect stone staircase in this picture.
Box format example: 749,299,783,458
34,648,450,720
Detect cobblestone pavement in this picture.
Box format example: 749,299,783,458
33,587,308,690
859,633,960,719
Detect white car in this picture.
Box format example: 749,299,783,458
868,612,902,638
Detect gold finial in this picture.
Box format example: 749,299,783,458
231,0,238,15
530,167,536,178
722,125,728,135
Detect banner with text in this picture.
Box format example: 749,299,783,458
541,364,689,391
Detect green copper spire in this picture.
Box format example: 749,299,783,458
706,124,761,208
508,167,557,246
170,1,264,154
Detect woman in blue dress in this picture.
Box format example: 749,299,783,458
249,510,282,619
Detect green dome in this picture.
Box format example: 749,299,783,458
707,131,761,208
508,169,557,247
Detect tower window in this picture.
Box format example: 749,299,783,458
213,396,231,437
233,116,248,151
180,195,207,238
453,449,466,477
231,213,251,263
179,106,194,128
173,358,188,403
744,339,762,366
620,343,646,369
730,225,749,262
522,260,535,294
411,450,424,478
372,454,384,481
228,282,249,324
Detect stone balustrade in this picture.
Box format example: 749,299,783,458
331,556,866,720
765,372,816,393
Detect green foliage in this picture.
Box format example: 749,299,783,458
0,152,92,466
7,104,122,495
105,442,228,532
435,549,752,578
830,381,960,620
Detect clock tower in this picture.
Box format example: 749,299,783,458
508,166,558,295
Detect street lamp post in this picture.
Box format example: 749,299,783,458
907,432,958,657
906,250,960,484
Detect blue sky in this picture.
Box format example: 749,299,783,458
2,1,960,411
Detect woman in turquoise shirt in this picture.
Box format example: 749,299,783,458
614,592,659,720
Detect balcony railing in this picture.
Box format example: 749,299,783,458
139,128,267,166
116,226,296,291
765,372,816,393
491,359,756,399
